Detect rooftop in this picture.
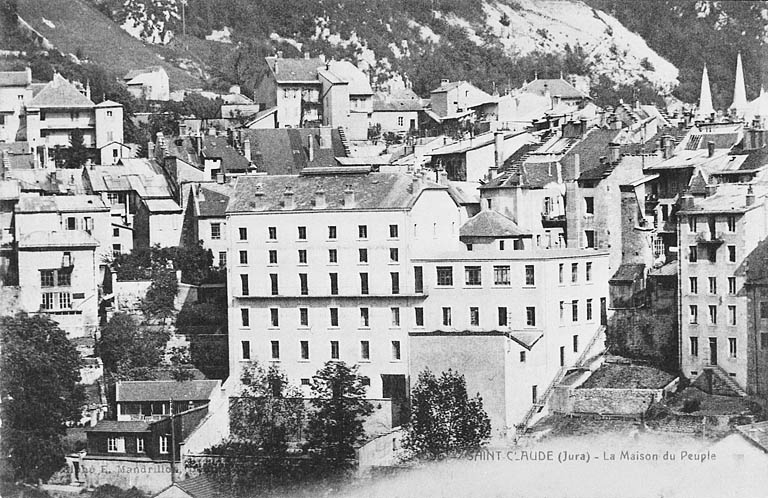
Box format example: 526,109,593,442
678,183,766,214
115,380,220,403
609,263,645,283
579,362,675,389
172,475,224,498
18,230,98,249
201,136,250,172
521,78,589,99
15,194,108,213
266,56,325,83
87,420,151,433
239,128,348,175
459,209,529,238
195,183,232,217
735,421,768,454
29,74,94,109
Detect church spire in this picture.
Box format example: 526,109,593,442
697,64,714,119
730,52,748,117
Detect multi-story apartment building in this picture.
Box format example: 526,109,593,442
225,171,463,400
410,206,609,439
678,185,768,393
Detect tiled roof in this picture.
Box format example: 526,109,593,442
29,74,94,108
239,128,347,174
228,173,446,213
326,60,372,95
648,260,678,278
16,194,108,213
0,70,31,87
266,56,325,83
679,183,766,214
202,136,250,172
609,263,645,283
459,209,529,238
18,230,98,248
174,475,223,498
372,93,424,112
116,380,220,403
735,421,768,453
164,136,202,169
729,146,768,172
196,184,231,217
521,78,588,99
562,128,619,181
738,236,768,284
87,420,151,433
688,170,707,195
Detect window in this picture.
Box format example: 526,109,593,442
136,438,145,453
689,215,697,232
390,272,400,294
271,341,280,360
267,227,276,240
690,337,698,356
389,248,399,262
559,301,565,324
359,248,368,263
586,299,593,321
532,385,538,404
159,436,170,454
241,341,250,360
708,247,717,263
520,351,526,363
112,227,120,238
239,250,248,264
358,225,368,239
437,267,453,286
330,308,339,327
57,292,71,309
690,277,698,294
708,277,717,294
391,307,401,327
330,273,338,295
298,226,307,240
728,305,736,326
571,300,579,322
525,265,535,286
728,277,736,295
526,307,536,327
301,341,309,360
301,378,311,386
498,307,508,326
40,270,54,287
65,217,77,230
465,266,482,286
727,216,736,232
298,249,307,264
107,437,125,453
328,249,338,263
330,341,340,360
360,308,370,327
584,197,594,214
762,302,768,320
559,263,564,284
442,307,452,326
729,338,737,358
709,305,717,324
240,275,249,295
360,341,370,360
211,222,221,240
728,245,736,263
762,333,768,350
389,224,399,238
573,335,579,353
586,262,593,282
219,252,227,268
466,244,473,252
689,246,698,262
299,273,308,295
241,308,250,327
397,116,404,126
269,250,278,264
493,265,510,286
690,305,698,324
470,307,480,326
414,266,424,293
571,263,578,283
270,308,279,327
415,307,424,326
240,227,249,240
360,273,369,294
300,308,309,327
328,226,337,239
391,341,401,360
270,273,279,295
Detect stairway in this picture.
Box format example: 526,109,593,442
704,365,748,397
337,127,352,157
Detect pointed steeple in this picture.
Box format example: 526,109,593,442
697,65,714,119
730,52,748,117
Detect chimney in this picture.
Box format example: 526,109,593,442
494,131,504,169
608,142,620,163
705,184,717,197
216,173,225,184
147,141,155,159
343,184,355,208
307,134,314,162
662,135,674,159
283,185,294,209
746,185,755,207
599,156,608,166
314,185,326,209
573,153,580,180
255,183,264,196
304,52,310,59
707,141,715,158
276,50,283,59
440,79,449,86
438,169,449,185
243,137,252,162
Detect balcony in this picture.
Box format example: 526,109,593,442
695,231,724,246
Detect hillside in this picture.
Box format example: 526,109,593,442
13,0,204,90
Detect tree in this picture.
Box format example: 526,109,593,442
139,265,178,319
64,128,89,168
0,313,85,482
167,346,196,381
96,312,170,377
402,368,491,460
306,361,373,468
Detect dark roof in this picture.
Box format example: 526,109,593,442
172,475,223,498
609,263,645,283
688,170,707,195
522,78,588,99
738,236,768,284
239,128,347,175
480,143,544,189
372,93,424,112
228,173,447,213
29,74,93,108
562,128,618,181
202,136,250,172
87,420,151,433
116,380,219,403
684,132,741,151
459,209,529,238
266,56,324,83
729,146,768,171
579,362,675,389
196,184,231,217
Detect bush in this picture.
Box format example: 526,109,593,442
682,399,701,413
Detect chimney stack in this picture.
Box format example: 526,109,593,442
707,141,715,158
662,135,674,159
314,185,326,209
307,134,314,162
283,185,294,209
494,131,504,169
608,142,620,164
573,153,580,180
705,184,717,197
254,183,264,196
216,172,225,184
147,141,155,159
304,52,310,60
746,185,755,207
243,137,252,162
343,184,355,208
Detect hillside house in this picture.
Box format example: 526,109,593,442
123,66,170,101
